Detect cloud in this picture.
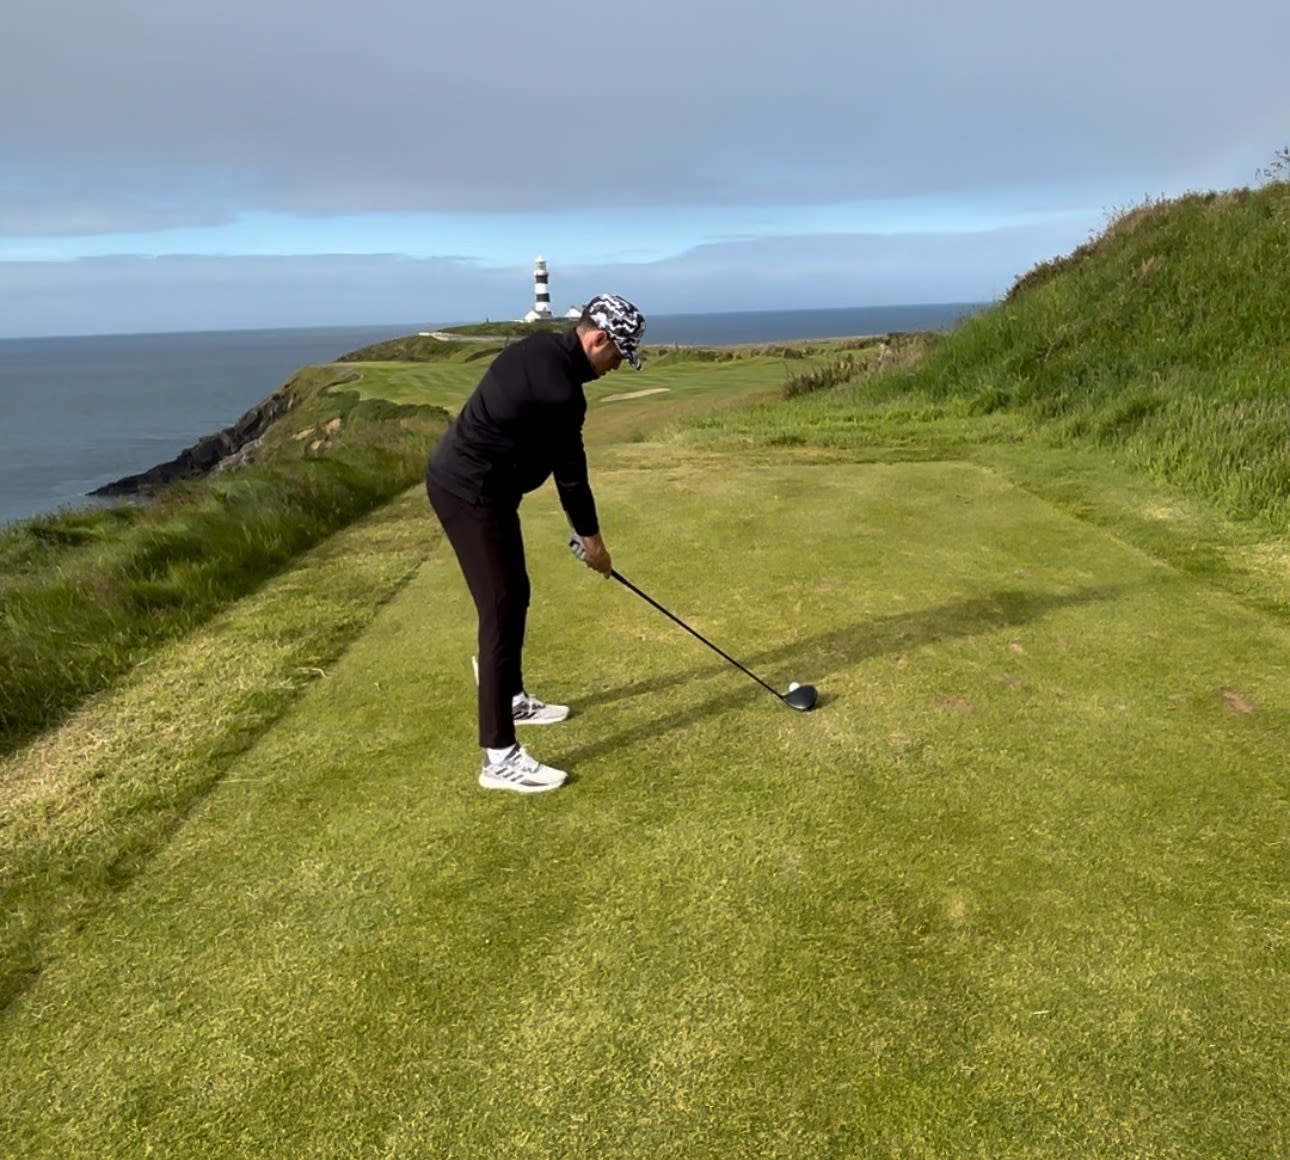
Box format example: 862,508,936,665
4,0,1289,236
0,254,504,336
4,0,1284,335
0,191,236,238
0,219,1092,337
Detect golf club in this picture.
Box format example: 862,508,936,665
603,563,818,712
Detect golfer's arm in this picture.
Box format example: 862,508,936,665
552,432,599,537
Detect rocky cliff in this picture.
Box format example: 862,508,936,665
90,386,300,497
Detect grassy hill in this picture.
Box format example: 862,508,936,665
753,184,1290,529
922,186,1290,524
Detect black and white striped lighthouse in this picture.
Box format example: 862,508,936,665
529,256,552,319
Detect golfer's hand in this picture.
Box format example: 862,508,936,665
571,532,612,577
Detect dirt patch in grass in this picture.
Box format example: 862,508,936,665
1220,687,1256,715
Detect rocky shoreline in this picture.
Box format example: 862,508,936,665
89,387,300,498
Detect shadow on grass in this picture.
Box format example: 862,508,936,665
550,586,1119,770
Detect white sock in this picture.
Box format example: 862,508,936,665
486,745,516,764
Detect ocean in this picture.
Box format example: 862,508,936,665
0,303,984,528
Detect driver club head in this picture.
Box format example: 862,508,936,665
783,682,818,712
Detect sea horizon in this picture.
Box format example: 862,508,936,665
1,302,988,528
0,301,991,344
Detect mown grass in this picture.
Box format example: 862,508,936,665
0,491,436,1012
0,345,819,1016
3,458,1289,1157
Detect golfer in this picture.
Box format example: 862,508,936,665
425,293,647,793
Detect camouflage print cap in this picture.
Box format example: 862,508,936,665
584,293,646,369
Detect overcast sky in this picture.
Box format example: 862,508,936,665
3,0,1287,337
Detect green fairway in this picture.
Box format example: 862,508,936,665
340,351,835,415
3,451,1289,1156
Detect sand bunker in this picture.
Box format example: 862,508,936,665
600,387,671,403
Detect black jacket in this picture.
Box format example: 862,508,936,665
426,328,600,535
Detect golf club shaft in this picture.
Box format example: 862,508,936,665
610,569,784,699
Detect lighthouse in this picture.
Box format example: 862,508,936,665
523,256,553,322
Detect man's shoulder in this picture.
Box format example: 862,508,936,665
488,328,574,376
503,327,574,357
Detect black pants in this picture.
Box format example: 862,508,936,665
427,479,529,749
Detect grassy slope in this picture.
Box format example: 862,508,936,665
0,366,449,754
4,189,1290,1154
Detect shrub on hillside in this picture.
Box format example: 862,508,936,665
337,335,497,363
782,355,861,399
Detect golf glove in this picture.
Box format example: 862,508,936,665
568,531,589,563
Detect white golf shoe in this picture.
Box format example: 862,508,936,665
478,745,567,794
512,691,570,725
471,658,571,725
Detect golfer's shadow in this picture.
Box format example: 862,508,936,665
548,585,1118,770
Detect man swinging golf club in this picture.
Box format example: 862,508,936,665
425,293,647,793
